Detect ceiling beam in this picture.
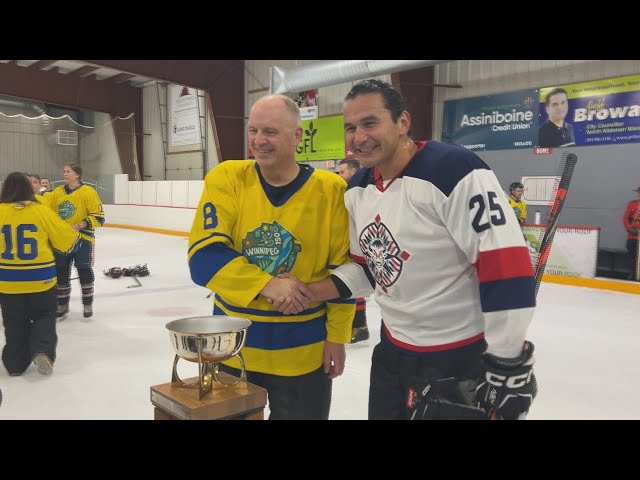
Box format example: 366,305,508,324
79,60,241,90
109,72,136,84
72,65,100,77
0,61,139,115
29,60,58,70
79,60,245,162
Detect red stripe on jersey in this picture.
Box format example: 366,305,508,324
474,246,533,282
383,323,485,352
350,253,367,265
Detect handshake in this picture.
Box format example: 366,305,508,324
260,272,329,314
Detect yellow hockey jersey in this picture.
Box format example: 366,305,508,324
188,160,355,376
509,197,527,224
0,201,81,294
48,183,105,242
35,193,51,209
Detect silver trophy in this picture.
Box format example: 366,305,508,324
166,316,251,399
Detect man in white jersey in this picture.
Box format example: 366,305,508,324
277,80,538,420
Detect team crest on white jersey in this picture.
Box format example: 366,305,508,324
359,214,411,291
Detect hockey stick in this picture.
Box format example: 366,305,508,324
533,152,578,297
485,159,576,421
127,277,142,288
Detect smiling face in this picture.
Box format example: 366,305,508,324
343,92,410,172
247,95,302,170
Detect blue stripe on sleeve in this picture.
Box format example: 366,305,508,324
479,276,536,312
188,232,234,254
189,242,242,287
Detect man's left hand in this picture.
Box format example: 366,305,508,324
323,341,345,379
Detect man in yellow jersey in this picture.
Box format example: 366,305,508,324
0,172,81,376
188,94,355,419
509,182,527,226
47,164,105,319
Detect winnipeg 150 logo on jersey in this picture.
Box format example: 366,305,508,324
58,200,76,220
359,214,411,291
242,221,302,275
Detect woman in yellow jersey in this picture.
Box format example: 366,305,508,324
48,164,105,319
0,172,81,376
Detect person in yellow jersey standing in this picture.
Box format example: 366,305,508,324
188,94,355,420
508,182,527,226
47,164,105,319
0,172,81,376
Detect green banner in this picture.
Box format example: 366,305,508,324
295,115,345,162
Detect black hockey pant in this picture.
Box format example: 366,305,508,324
219,364,332,420
368,336,486,420
1,287,57,375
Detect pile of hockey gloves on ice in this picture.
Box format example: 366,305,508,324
104,264,150,278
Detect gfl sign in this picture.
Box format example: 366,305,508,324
296,122,318,154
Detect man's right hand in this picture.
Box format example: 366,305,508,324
475,341,537,420
260,276,313,314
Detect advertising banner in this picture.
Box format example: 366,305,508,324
442,90,539,151
168,84,201,150
295,115,345,162
523,225,599,278
539,74,640,147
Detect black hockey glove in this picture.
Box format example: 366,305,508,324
475,340,538,420
104,267,123,278
407,376,488,420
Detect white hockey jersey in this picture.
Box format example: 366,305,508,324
332,141,536,359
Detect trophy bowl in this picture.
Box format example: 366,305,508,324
165,316,251,398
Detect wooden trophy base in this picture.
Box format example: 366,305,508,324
150,371,267,420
